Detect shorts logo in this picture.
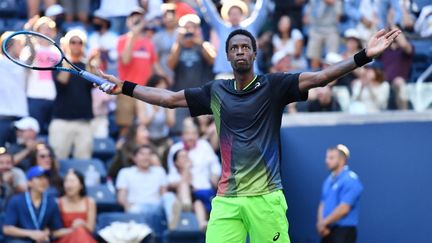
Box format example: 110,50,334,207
273,232,280,241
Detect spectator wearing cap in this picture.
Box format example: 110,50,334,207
303,0,342,70
88,9,119,73
306,86,342,112
317,144,363,243
44,4,67,37
115,7,166,138
349,61,390,114
7,117,42,170
198,0,269,78
167,13,216,136
48,29,94,160
3,166,65,243
0,32,28,147
0,147,27,209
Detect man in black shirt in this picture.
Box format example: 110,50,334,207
98,28,400,243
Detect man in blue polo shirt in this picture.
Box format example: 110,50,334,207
317,144,363,243
3,166,63,243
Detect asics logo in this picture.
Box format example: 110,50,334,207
273,232,280,241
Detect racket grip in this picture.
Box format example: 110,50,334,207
79,70,109,86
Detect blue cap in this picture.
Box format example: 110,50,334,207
26,166,50,180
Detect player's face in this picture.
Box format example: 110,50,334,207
325,149,341,172
227,35,255,73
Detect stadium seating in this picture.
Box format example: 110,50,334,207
59,158,107,181
162,212,205,243
92,137,116,164
410,38,432,82
86,184,123,213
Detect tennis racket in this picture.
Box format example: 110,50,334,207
1,30,114,88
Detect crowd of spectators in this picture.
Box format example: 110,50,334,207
0,0,431,241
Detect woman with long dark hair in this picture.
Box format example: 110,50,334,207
55,169,97,243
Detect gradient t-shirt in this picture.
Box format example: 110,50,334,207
185,73,308,196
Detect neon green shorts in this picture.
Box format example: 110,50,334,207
206,190,290,243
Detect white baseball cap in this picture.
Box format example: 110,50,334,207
45,4,64,17
14,117,40,133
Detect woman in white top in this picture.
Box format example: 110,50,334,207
137,74,175,165
271,15,307,71
350,62,390,114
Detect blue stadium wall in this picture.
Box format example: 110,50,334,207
280,119,432,243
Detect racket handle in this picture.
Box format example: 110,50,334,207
79,70,109,86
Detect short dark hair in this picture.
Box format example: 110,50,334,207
147,74,169,88
225,29,257,54
133,144,153,156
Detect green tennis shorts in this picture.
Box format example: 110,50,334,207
206,190,290,243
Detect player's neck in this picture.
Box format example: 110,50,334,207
234,72,256,91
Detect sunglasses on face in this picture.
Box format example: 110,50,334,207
69,40,83,45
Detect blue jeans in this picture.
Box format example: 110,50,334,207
0,117,18,146
28,98,54,135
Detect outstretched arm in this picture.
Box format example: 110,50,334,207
98,72,188,109
298,29,401,92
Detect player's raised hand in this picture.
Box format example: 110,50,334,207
97,70,123,95
365,28,401,58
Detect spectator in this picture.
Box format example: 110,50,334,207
317,145,363,243
194,116,219,152
349,61,390,114
198,0,268,78
108,123,158,180
153,6,179,81
49,29,94,160
304,0,343,69
273,0,306,31
59,0,90,25
97,0,140,34
44,4,67,38
165,0,197,20
3,166,64,242
378,29,413,110
0,147,27,206
116,7,165,138
270,15,307,72
116,145,178,229
88,9,119,74
377,0,403,29
137,75,175,165
307,86,342,112
27,0,56,18
28,143,62,196
7,117,42,169
56,170,97,243
170,149,210,230
167,13,216,136
167,120,221,227
0,31,28,147
139,0,164,21
26,17,59,135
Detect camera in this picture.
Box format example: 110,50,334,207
184,32,194,39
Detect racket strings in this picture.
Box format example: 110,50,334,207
5,33,62,69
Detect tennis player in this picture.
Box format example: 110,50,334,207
99,28,400,243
